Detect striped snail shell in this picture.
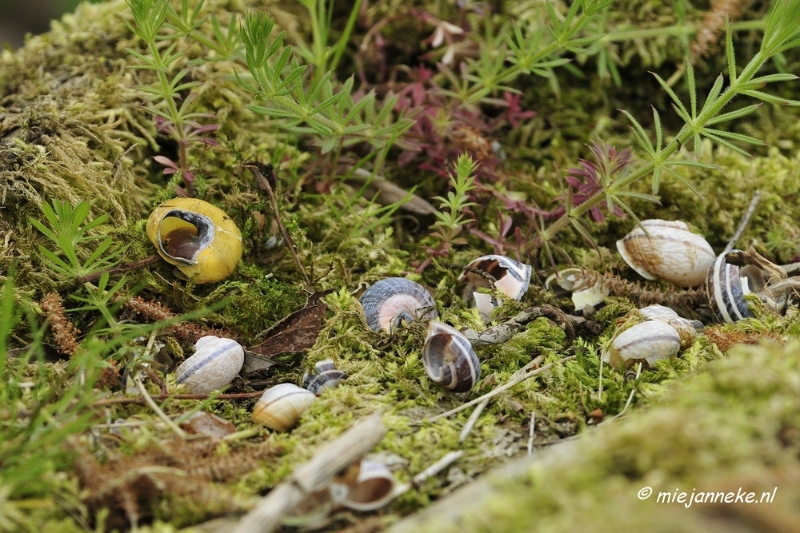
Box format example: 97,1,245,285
359,278,438,333
617,219,715,287
251,383,317,432
329,459,398,512
175,336,244,394
302,359,348,395
601,320,681,368
459,255,531,317
706,248,799,323
147,198,243,284
422,321,480,392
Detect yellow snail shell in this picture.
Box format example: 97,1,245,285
147,198,242,284
251,383,317,432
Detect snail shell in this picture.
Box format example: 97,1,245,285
545,268,608,313
175,336,244,394
302,359,348,395
330,459,398,512
251,383,317,431
359,278,438,333
423,321,480,392
602,320,681,368
705,248,798,323
639,304,703,349
616,220,715,287
147,198,243,284
459,255,531,317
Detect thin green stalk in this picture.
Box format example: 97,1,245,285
535,50,771,247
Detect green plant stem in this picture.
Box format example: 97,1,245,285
146,40,189,152
600,19,766,43
532,51,769,251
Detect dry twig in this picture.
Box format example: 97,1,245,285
232,413,387,533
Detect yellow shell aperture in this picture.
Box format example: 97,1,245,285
146,198,243,284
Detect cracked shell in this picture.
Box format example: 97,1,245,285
423,321,480,392
330,459,398,512
616,219,715,287
459,255,532,300
251,383,317,432
359,278,438,332
147,198,243,284
176,336,244,394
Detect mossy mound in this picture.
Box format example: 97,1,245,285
3,0,800,532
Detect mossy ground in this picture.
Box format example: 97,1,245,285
2,0,800,532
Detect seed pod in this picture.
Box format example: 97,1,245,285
422,321,480,392
616,219,715,287
147,198,243,284
251,383,317,432
359,278,438,332
602,320,681,368
176,336,243,394
302,359,348,395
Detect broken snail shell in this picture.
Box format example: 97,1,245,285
617,219,715,287
423,321,480,392
251,383,317,431
176,336,244,394
459,255,531,317
147,198,243,284
602,320,681,368
359,278,438,333
706,248,800,323
302,359,348,395
545,267,609,313
330,459,399,512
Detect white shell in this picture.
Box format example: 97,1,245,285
546,268,609,312
330,460,398,512
639,304,703,349
359,278,438,332
602,320,681,367
423,321,480,392
617,220,715,287
176,336,244,394
459,255,531,317
252,383,317,431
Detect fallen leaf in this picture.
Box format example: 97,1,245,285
244,291,331,374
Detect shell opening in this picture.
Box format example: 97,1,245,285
157,210,216,265
423,322,480,392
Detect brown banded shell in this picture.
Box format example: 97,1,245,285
146,198,243,284
601,320,681,367
175,336,244,394
330,459,398,512
359,278,438,332
302,359,348,395
251,383,317,432
422,321,480,392
459,255,531,317
617,219,715,287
